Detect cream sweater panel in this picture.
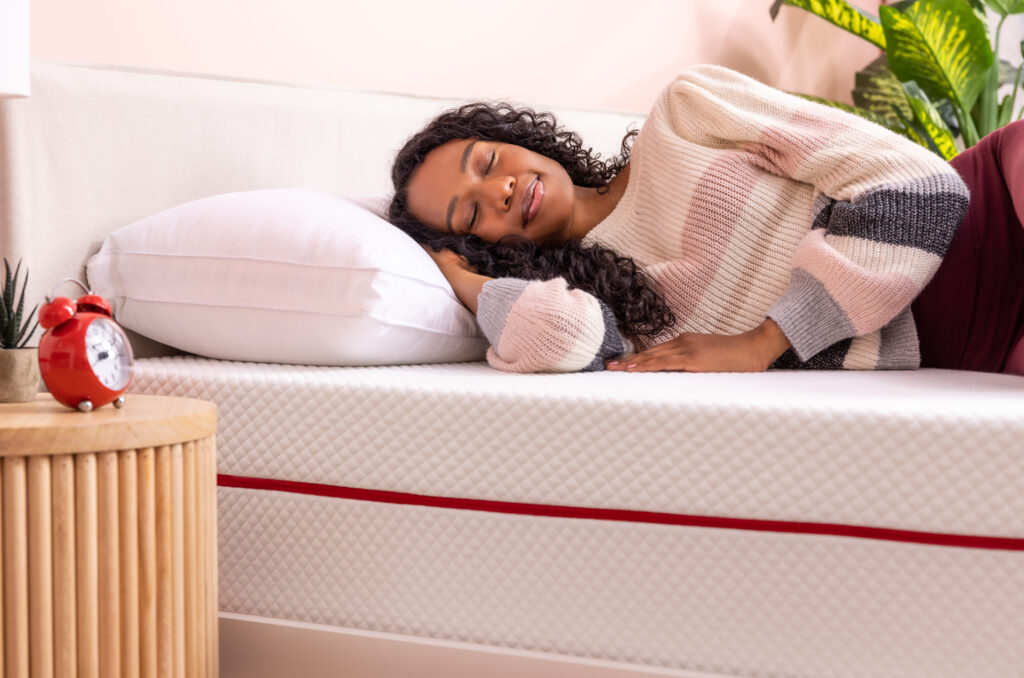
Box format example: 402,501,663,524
583,83,887,369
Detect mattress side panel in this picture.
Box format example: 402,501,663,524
218,486,1024,678
131,357,1024,538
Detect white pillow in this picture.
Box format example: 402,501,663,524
86,189,487,366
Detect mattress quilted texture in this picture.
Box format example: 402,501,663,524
131,357,1024,677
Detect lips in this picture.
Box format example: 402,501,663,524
521,176,544,228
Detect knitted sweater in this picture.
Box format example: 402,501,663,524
475,65,970,373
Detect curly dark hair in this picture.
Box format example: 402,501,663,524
388,102,676,340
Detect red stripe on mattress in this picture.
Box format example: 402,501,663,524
217,474,1024,552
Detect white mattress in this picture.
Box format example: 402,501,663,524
130,357,1024,677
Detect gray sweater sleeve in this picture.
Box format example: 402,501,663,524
476,277,631,373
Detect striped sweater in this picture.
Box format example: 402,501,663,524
476,65,970,373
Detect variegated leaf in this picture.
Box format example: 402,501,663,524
999,59,1019,86
969,0,992,29
852,56,913,123
881,0,994,113
770,0,886,48
936,99,960,136
792,92,908,134
901,81,960,159
983,0,1024,15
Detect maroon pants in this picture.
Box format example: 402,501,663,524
911,120,1024,373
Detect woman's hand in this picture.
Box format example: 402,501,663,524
422,246,490,314
605,319,791,373
423,246,478,277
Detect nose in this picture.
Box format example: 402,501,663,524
488,175,515,212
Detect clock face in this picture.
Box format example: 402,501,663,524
85,316,133,391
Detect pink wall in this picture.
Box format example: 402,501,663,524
31,0,881,113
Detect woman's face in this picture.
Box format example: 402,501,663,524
405,139,577,245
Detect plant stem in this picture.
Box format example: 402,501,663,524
994,14,1005,57
955,101,981,147
978,15,1008,136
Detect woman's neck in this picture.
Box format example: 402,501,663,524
569,163,631,241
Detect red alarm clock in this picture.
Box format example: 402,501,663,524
38,278,133,412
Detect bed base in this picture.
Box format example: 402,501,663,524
219,613,728,678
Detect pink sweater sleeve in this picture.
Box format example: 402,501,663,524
476,277,631,373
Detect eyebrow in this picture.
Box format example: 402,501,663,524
461,139,479,172
446,139,480,233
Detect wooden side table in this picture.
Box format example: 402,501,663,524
0,393,218,678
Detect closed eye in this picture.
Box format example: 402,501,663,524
468,150,497,232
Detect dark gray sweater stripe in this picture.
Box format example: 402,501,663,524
810,175,969,257
770,338,852,370
585,301,627,372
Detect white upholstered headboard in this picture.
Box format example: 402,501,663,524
0,59,644,355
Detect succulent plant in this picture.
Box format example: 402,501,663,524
1,257,39,349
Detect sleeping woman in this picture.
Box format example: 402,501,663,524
387,65,1024,376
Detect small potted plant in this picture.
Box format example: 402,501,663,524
0,257,41,402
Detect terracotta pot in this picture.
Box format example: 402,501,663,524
0,348,41,403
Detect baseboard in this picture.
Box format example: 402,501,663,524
219,613,729,678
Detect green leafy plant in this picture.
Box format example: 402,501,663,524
1,257,39,349
770,0,1024,159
